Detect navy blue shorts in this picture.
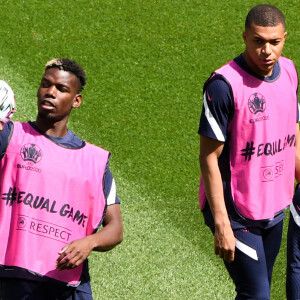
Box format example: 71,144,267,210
0,278,93,300
286,186,300,300
225,222,283,300
202,204,283,300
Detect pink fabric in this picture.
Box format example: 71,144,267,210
200,57,298,220
0,122,109,286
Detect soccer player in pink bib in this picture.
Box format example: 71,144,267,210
0,58,123,299
199,5,298,299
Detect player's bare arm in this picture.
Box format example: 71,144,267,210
56,204,123,270
93,203,123,252
200,135,235,263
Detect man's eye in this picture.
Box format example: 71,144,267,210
272,41,280,45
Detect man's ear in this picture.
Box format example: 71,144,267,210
242,31,246,43
72,94,82,108
284,31,287,41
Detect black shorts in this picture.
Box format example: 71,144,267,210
0,278,93,300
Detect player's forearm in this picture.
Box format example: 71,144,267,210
199,136,235,261
89,219,123,252
200,157,230,227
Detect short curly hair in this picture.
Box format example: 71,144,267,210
45,58,86,92
245,5,285,30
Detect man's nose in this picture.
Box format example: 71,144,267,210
47,85,57,97
262,43,272,55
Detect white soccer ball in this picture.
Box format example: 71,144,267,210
0,80,16,124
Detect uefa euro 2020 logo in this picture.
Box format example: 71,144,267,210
248,93,266,114
20,144,42,164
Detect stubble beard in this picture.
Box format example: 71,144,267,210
37,111,59,123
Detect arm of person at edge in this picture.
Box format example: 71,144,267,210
295,124,300,182
199,135,235,263
56,204,123,271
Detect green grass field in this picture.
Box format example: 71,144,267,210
1,0,300,299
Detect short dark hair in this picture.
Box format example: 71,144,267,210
245,5,285,30
45,58,86,91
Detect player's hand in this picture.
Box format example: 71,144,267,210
56,236,95,271
0,122,3,131
214,223,235,263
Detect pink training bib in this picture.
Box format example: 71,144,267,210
0,122,109,286
200,57,298,220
